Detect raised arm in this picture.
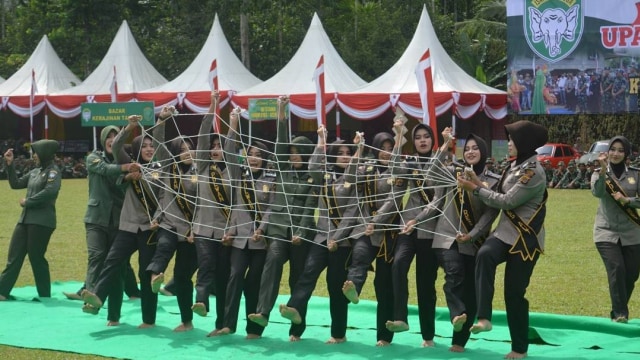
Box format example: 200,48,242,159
224,107,242,181
197,91,220,161
275,96,291,165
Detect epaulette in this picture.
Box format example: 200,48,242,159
150,161,162,169
629,166,640,172
520,161,538,169
484,170,502,180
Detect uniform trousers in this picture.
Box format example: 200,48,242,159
256,233,310,335
92,229,157,324
391,231,438,341
435,242,476,347
347,235,377,296
223,246,266,335
475,236,539,354
595,240,640,319
194,236,230,330
0,223,54,298
147,228,198,324
373,248,394,343
287,242,350,339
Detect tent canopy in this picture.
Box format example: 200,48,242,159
337,5,506,121
48,20,168,118
137,14,262,114
232,13,367,119
0,35,81,118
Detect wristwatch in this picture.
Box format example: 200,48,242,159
472,186,481,196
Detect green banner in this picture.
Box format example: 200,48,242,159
80,102,155,127
248,98,287,121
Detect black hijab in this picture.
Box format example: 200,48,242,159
504,120,548,166
411,123,435,160
609,136,631,178
464,133,488,176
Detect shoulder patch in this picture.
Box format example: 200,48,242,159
48,170,58,181
519,169,536,184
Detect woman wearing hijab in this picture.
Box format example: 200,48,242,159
146,115,199,332
190,92,234,336
216,108,274,339
82,111,169,328
458,120,548,359
248,96,316,341
279,127,365,344
591,136,640,324
0,139,61,301
415,132,500,353
370,121,443,347
358,130,404,346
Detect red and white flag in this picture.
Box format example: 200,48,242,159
415,49,438,148
109,66,118,102
30,69,38,101
313,55,326,128
209,59,221,133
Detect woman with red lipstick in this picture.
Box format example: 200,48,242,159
458,120,548,359
591,136,640,324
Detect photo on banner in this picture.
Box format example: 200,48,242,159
507,0,640,115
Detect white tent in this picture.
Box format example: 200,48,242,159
137,14,262,114
48,20,168,118
338,5,507,121
232,13,367,119
0,35,81,117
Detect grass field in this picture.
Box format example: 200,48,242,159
0,179,636,359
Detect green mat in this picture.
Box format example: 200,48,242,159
1,281,640,359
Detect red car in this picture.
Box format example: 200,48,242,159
536,143,581,168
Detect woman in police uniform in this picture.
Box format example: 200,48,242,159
248,96,316,341
591,136,640,323
458,120,548,360
0,139,61,300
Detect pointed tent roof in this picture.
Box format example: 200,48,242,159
338,6,506,120
0,35,81,117
137,14,262,114
232,13,367,119
48,20,168,118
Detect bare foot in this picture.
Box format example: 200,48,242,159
213,327,232,336
63,292,83,301
192,302,208,317
385,320,409,332
421,339,435,347
151,273,164,294
81,290,103,308
504,351,527,359
207,328,222,337
107,321,120,326
450,344,465,352
452,313,467,332
376,340,391,347
326,336,346,344
613,316,628,323
289,335,302,342
246,333,261,340
128,296,140,301
342,280,359,304
470,319,493,334
248,313,268,327
159,287,174,296
82,303,99,315
138,323,155,329
280,304,302,324
174,322,194,332
0,294,6,301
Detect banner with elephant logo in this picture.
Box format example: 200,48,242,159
507,0,640,115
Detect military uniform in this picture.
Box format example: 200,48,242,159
254,117,315,337
371,123,443,343
146,121,199,327
222,133,274,336
591,136,640,321
191,112,234,330
285,141,362,340
87,126,162,325
556,161,583,189
0,140,60,299
472,120,548,356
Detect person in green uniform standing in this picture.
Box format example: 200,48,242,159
0,139,61,300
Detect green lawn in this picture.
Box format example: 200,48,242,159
0,180,632,359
